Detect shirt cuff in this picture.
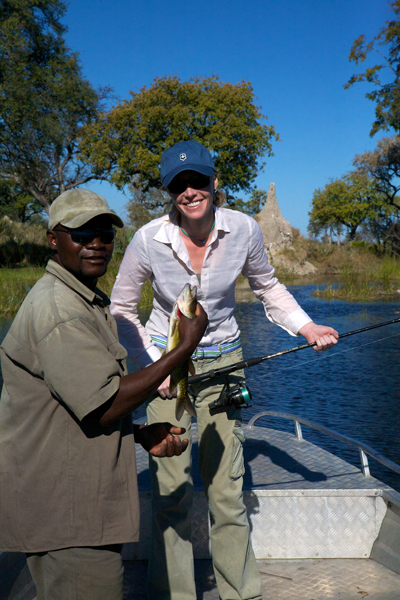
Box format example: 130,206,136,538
135,344,163,368
282,309,312,336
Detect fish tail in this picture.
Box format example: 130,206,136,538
184,397,197,418
175,376,196,421
175,397,196,421
175,401,185,422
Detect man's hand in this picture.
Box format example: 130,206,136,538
298,322,339,353
178,303,208,355
99,306,207,427
157,303,207,398
135,422,189,457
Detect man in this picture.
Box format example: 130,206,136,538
0,189,208,600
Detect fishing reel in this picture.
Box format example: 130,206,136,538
208,377,252,414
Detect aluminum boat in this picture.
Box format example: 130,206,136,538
3,411,400,599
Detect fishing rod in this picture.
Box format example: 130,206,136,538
187,316,400,413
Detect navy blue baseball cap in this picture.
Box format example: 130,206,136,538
160,141,215,188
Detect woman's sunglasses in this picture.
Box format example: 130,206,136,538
55,228,116,245
168,174,211,195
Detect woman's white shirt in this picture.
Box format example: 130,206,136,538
110,207,312,367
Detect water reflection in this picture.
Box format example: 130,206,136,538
1,282,399,490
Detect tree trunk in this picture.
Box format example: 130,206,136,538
349,225,358,241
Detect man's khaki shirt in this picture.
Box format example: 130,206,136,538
0,260,139,552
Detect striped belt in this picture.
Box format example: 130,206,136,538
150,335,241,359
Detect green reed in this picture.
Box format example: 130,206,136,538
0,224,154,318
0,267,45,317
98,254,154,308
313,256,400,300
0,260,154,320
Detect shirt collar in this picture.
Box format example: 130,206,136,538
46,259,108,306
214,207,230,235
153,207,230,247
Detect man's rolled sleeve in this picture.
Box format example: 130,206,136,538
38,317,126,421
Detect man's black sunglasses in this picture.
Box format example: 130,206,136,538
168,174,211,195
56,228,116,245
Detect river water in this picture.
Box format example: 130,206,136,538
1,281,400,490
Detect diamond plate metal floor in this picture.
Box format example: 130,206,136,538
123,558,400,600
130,422,398,562
135,422,393,493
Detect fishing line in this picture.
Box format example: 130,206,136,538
197,318,400,412
248,331,400,381
188,316,400,385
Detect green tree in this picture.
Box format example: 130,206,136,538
345,0,400,135
80,75,279,201
0,0,111,214
126,184,170,231
0,179,44,223
308,172,385,241
363,201,399,252
230,188,267,216
353,136,400,210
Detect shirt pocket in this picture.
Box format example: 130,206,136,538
107,339,128,375
229,420,245,480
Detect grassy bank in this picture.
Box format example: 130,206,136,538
0,254,154,319
312,255,400,300
0,223,155,319
97,253,154,308
1,220,400,319
271,231,400,298
0,267,45,317
3,249,399,320
0,217,50,267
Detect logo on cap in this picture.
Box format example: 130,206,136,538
180,153,187,161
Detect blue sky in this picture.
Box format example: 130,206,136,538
63,0,392,235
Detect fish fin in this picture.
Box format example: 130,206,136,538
175,397,196,421
184,397,197,418
175,401,185,422
188,359,195,376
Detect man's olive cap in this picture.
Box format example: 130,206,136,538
48,189,124,229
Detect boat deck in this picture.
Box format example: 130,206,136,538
4,419,400,600
123,557,400,600
136,420,392,493
124,418,400,599
4,555,400,600
131,420,396,562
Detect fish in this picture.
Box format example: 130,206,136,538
165,283,198,421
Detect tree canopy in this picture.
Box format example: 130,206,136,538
125,184,170,231
0,179,44,223
308,172,386,241
0,0,110,214
345,0,400,135
230,188,267,216
79,75,279,199
353,136,400,210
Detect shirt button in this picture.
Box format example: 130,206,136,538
203,272,208,278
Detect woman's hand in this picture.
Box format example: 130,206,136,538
298,322,339,352
157,375,176,399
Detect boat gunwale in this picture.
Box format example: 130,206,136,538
248,410,400,479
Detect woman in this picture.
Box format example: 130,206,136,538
110,140,338,600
